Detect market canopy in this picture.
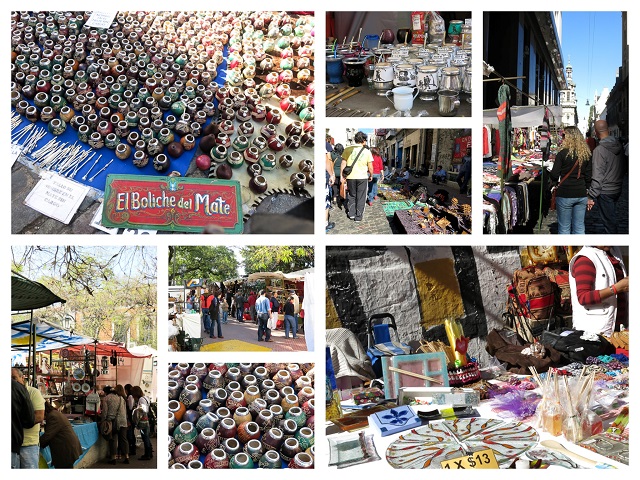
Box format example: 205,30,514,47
12,318,94,352
12,273,66,311
66,341,153,358
247,269,313,282
284,268,314,281
246,271,286,282
483,105,563,128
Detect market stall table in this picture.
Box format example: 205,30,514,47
176,313,203,339
40,421,100,468
326,84,471,117
325,399,627,470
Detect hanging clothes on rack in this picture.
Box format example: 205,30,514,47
497,84,512,180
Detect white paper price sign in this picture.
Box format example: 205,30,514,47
441,449,499,469
11,144,22,165
85,11,117,29
24,173,90,224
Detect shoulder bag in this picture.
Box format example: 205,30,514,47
550,158,579,210
341,146,367,177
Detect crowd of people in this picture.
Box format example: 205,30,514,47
325,132,472,231
11,367,154,469
101,383,155,465
550,120,627,234
197,286,302,342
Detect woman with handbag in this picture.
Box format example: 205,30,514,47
101,385,129,464
549,126,592,234
132,386,153,461
341,131,374,222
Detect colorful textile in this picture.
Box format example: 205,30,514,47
497,84,512,179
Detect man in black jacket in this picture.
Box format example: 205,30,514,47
12,378,35,468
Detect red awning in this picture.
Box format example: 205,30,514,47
65,341,152,358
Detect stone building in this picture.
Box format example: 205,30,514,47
374,129,471,173
560,62,577,126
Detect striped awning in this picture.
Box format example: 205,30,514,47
11,319,94,352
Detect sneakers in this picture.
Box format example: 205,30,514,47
326,221,336,232
367,201,372,206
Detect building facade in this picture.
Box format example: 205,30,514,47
483,12,567,109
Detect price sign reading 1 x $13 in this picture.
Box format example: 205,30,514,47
440,448,499,469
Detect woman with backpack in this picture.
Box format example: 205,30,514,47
131,386,153,461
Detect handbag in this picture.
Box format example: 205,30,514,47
341,146,367,177
100,418,113,439
550,158,579,210
339,180,347,199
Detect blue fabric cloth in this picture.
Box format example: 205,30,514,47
372,324,391,344
556,196,587,234
14,49,229,193
40,422,98,468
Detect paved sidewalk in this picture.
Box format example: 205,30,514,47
201,317,308,352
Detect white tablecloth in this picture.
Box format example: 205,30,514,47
177,313,202,338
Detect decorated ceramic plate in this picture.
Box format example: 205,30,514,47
386,417,539,468
73,367,85,380
81,383,91,393
72,382,81,392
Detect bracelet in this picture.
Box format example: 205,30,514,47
610,285,618,296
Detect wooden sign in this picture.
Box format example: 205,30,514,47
441,448,499,469
102,175,243,233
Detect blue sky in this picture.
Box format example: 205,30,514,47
561,11,623,123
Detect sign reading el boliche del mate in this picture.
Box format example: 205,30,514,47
102,175,243,233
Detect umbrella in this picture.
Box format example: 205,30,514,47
497,84,512,181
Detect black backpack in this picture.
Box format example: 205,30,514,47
540,329,615,363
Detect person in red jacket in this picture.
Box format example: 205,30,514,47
367,147,385,205
248,291,257,324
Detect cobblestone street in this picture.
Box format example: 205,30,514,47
327,174,472,235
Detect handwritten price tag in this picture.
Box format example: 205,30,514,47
441,449,499,469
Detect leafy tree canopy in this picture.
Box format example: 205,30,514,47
169,246,238,286
240,246,314,274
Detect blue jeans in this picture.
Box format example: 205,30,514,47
20,445,40,468
257,313,271,341
11,452,20,469
140,425,152,458
284,315,297,338
237,306,243,320
556,196,587,234
367,174,381,202
593,192,621,234
209,309,222,337
201,308,211,334
222,311,228,324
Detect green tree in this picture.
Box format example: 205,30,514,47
240,246,314,274
169,246,238,285
11,246,158,349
